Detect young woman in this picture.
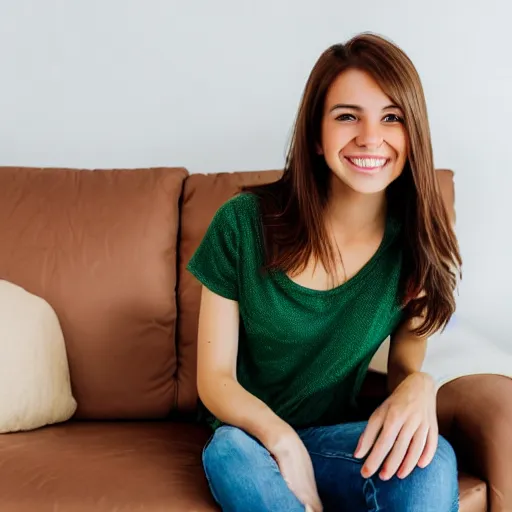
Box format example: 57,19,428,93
188,33,462,512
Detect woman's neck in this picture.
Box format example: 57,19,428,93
325,177,387,242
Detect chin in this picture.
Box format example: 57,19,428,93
333,171,394,195
346,181,389,195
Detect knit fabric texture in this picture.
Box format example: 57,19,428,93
187,193,405,429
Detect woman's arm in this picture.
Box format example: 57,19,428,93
387,317,429,392
197,285,323,511
197,285,290,446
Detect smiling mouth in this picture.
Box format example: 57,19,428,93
344,156,390,174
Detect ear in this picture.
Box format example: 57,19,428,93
315,142,324,155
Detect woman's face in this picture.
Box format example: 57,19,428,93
319,68,408,195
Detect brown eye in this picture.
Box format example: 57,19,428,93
383,114,404,123
336,114,356,121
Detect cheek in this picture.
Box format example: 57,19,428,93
323,125,351,153
390,132,408,161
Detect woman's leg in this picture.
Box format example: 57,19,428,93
202,425,305,512
298,421,459,512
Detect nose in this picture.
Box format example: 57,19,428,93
355,119,383,149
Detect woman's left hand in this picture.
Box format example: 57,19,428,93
354,371,438,480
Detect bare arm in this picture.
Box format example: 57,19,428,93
387,316,430,393
197,285,323,510
196,285,294,449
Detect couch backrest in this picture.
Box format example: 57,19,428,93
175,169,456,413
0,166,188,420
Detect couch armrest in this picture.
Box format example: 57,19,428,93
437,374,512,512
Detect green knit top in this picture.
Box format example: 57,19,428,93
187,192,405,430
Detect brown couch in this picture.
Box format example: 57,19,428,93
0,166,510,512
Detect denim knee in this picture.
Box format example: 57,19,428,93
430,435,458,476
416,436,459,510
203,426,253,467
423,435,458,491
203,426,253,482
370,435,459,512
202,427,257,506
202,426,304,512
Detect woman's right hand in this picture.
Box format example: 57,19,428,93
268,429,323,512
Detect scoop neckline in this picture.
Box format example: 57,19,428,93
272,214,397,297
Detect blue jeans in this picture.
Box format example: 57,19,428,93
203,422,459,511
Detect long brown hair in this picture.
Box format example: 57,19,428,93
243,33,462,337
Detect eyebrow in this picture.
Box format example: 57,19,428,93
329,103,402,112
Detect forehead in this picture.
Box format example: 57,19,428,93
325,68,393,108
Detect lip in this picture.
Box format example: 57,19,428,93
343,156,390,175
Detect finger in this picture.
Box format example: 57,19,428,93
417,425,438,468
287,478,320,509
361,416,402,478
354,407,386,459
378,422,418,480
302,492,322,512
287,472,321,509
311,496,323,512
396,425,429,479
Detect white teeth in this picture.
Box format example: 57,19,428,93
348,157,387,168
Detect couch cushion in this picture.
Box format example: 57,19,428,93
0,421,484,512
176,169,455,412
0,167,188,419
458,473,487,512
0,421,217,511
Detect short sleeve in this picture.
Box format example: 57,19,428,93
187,199,240,301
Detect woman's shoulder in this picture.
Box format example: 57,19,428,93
222,191,260,209
216,192,261,223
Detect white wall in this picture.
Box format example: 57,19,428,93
1,0,511,349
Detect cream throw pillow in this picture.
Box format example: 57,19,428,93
0,280,77,433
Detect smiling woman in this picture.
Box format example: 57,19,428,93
187,32,462,512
